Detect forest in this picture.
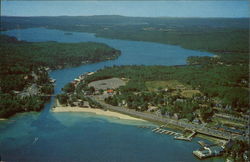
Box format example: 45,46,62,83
84,63,249,113
1,16,248,62
0,35,120,118
0,35,120,69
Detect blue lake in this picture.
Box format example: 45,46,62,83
0,28,222,162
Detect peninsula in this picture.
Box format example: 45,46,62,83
56,66,249,160
0,35,121,118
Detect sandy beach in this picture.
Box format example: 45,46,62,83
51,106,145,121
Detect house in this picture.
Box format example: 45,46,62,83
173,113,179,120
192,118,201,124
24,75,29,80
147,106,158,112
243,151,249,161
82,101,90,108
209,146,224,156
18,92,30,98
217,125,243,135
49,78,56,83
87,72,95,76
176,98,184,102
74,78,80,82
107,89,114,95
13,90,20,94
222,139,234,150
72,102,78,106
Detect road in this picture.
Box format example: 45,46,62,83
89,95,247,141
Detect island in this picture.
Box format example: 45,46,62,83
0,35,121,118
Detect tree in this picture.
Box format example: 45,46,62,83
57,94,69,104
62,83,75,93
200,107,214,122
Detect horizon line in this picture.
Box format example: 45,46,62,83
1,14,249,19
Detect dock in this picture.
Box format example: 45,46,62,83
152,127,181,136
174,136,192,141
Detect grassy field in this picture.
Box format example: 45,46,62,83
146,80,190,90
181,90,201,98
145,80,200,98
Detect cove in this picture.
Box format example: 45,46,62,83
0,28,223,162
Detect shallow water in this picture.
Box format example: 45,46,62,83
0,28,223,162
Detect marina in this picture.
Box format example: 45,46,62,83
152,127,182,136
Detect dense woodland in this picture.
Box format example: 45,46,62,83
1,16,248,61
0,35,120,69
0,35,120,117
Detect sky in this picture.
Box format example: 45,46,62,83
1,1,249,18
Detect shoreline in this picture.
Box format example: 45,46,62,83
51,105,225,144
51,106,146,122
53,99,229,144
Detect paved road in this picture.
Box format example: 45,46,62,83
90,96,247,141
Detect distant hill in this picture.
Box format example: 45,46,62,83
1,15,249,63
1,15,249,31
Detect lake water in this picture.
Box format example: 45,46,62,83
0,28,221,162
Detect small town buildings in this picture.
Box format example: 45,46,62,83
243,151,249,161
81,101,90,108
107,89,114,95
87,72,95,76
49,78,56,83
147,106,158,112
13,90,21,94
216,125,244,135
74,78,81,82
192,118,201,124
222,139,234,150
173,113,179,120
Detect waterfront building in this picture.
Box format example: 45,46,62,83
193,146,224,159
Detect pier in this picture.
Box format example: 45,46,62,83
173,130,196,141
198,141,207,147
152,127,181,136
